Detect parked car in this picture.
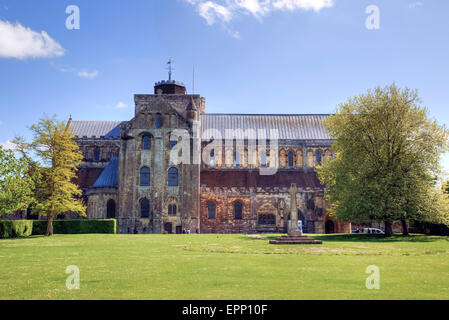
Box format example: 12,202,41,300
362,228,384,234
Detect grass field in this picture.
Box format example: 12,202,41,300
1,233,449,300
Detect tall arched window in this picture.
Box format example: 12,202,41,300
94,149,100,161
140,167,151,186
234,201,243,220
168,167,178,187
207,202,216,219
168,204,177,216
142,135,151,150
140,198,150,218
234,152,240,168
156,114,162,128
316,150,322,165
210,151,215,168
288,151,294,167
106,199,116,219
260,151,267,167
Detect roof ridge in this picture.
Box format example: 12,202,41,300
71,120,123,122
203,113,331,116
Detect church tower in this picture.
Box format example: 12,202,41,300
117,68,204,234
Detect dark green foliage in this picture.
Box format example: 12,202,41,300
411,221,449,236
0,220,33,238
32,219,117,235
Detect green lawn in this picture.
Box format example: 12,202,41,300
1,233,449,300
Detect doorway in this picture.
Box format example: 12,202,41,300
164,222,173,234
325,220,335,234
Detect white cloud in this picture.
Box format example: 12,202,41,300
228,29,242,39
272,0,334,12
235,0,270,17
1,140,17,151
77,70,99,79
0,19,65,59
51,63,99,80
115,101,129,109
198,1,233,25
185,0,334,27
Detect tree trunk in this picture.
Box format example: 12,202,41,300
401,219,409,236
46,215,54,236
384,221,393,237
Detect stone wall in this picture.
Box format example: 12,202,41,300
117,93,202,234
199,184,331,234
86,188,117,219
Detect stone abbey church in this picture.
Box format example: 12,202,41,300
71,78,351,235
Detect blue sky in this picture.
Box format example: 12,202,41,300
1,0,449,170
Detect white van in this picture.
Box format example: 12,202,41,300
362,228,384,234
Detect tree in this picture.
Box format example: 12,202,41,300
442,180,449,195
317,84,449,237
15,116,86,236
0,145,35,215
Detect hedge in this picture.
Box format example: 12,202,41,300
0,220,34,238
32,219,117,235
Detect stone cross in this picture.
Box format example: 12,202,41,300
288,183,301,235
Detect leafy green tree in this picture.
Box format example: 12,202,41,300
16,116,86,236
0,145,35,215
317,84,449,237
442,180,449,195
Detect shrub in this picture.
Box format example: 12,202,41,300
0,220,34,238
32,219,117,235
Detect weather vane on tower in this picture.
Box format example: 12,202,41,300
167,59,174,81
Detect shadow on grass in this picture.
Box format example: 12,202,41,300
240,233,447,243
312,234,445,243
0,235,50,241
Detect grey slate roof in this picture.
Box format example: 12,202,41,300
201,114,331,140
70,121,122,138
70,114,331,140
93,157,118,188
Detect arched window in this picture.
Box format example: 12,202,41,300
234,152,240,168
168,167,178,187
140,198,150,218
168,204,177,216
142,135,151,150
140,167,151,186
94,149,100,161
234,201,243,220
207,202,216,220
156,114,162,128
210,151,215,168
316,150,322,165
106,199,116,219
170,139,177,150
288,152,294,167
260,151,267,167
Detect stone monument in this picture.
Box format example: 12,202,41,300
270,183,322,245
